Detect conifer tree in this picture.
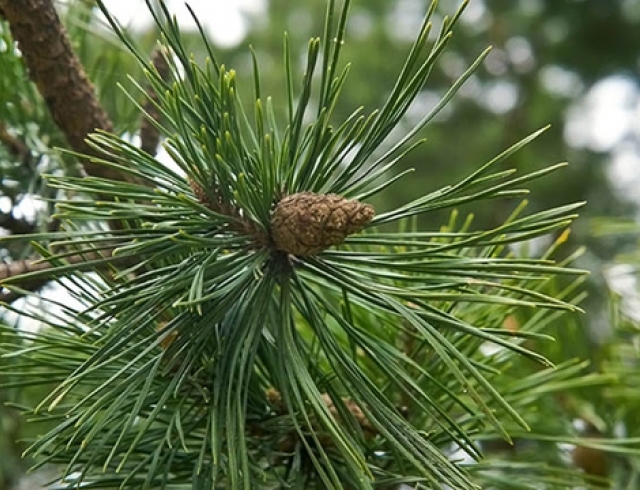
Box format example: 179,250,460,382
2,1,640,489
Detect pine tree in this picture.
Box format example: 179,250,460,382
2,1,640,489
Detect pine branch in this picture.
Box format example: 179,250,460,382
1,257,64,281
2,1,609,488
0,0,127,183
0,249,116,281
0,1,156,301
0,248,132,303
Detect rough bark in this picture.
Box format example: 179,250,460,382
0,0,127,182
0,0,152,303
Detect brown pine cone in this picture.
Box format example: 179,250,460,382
270,192,375,256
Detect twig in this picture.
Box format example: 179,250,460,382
0,0,151,301
0,248,134,303
0,212,35,235
0,249,117,282
140,46,171,156
0,0,129,183
190,178,270,247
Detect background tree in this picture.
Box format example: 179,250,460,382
1,0,640,489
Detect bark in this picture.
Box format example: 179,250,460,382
0,0,152,302
1,249,114,281
0,248,134,303
0,0,127,182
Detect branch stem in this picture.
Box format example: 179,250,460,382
0,0,125,182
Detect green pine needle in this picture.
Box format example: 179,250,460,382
0,0,611,489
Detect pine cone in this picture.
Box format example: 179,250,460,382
270,192,375,256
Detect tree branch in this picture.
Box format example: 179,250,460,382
140,47,171,156
0,249,116,282
0,248,134,303
0,0,128,183
0,1,153,302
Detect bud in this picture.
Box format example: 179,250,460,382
270,192,375,256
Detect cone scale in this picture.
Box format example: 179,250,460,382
270,192,375,256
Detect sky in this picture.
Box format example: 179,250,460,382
102,0,265,48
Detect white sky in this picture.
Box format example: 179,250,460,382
102,0,266,48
